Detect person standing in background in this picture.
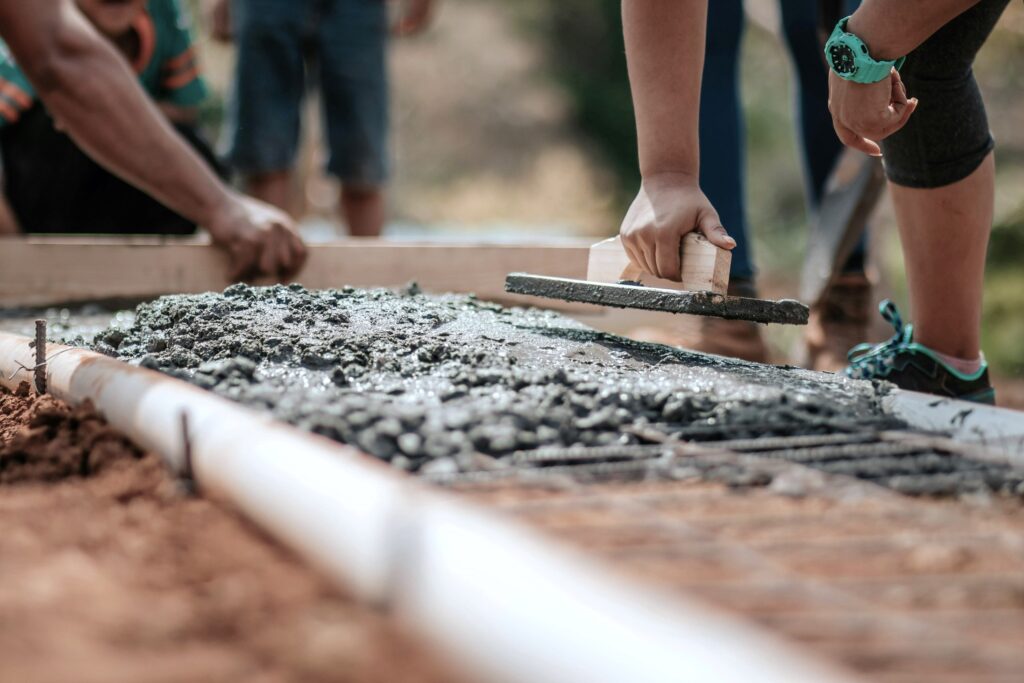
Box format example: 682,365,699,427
213,0,436,237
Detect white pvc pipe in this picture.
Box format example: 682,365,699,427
885,390,1024,470
0,332,860,683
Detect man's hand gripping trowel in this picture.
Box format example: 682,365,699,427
505,232,809,325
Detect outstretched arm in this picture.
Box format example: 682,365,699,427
619,0,734,283
0,0,306,279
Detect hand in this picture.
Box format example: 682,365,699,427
208,0,232,43
392,0,436,36
828,68,918,156
207,194,308,282
619,173,735,282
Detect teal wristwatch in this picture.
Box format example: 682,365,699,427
825,17,905,84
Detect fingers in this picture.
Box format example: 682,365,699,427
890,70,908,106
294,241,308,273
228,241,259,283
829,67,918,154
258,227,280,278
697,211,735,251
227,231,290,283
627,235,656,280
833,119,882,157
889,96,918,135
284,228,308,278
620,234,646,278
620,199,657,278
270,228,296,277
251,225,308,280
620,179,731,282
881,72,916,138
653,230,680,281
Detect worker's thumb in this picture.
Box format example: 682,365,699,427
698,212,736,250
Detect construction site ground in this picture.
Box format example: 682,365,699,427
0,386,461,683
454,474,1024,683
3,286,1024,681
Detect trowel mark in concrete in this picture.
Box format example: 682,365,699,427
88,284,1020,496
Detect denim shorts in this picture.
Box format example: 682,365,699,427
226,0,389,186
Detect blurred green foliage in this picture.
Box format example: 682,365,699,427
984,205,1024,375
522,0,639,203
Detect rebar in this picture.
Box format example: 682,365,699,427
33,319,46,394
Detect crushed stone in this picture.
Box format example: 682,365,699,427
93,284,901,475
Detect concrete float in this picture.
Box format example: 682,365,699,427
0,331,860,683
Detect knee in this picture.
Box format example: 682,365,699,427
880,74,992,189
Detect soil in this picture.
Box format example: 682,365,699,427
0,382,142,484
0,386,464,683
456,477,1024,683
86,284,1024,499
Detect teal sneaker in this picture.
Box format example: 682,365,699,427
844,300,995,405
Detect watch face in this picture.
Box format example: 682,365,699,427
829,43,858,76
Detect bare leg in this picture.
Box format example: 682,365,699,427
341,185,385,237
890,152,994,359
246,171,293,215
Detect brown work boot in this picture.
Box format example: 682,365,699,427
628,280,770,363
800,272,872,372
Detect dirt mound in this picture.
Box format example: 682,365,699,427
0,386,462,683
0,383,143,484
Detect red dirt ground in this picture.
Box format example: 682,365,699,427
456,476,1024,683
0,385,464,683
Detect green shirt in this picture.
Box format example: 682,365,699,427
0,0,207,127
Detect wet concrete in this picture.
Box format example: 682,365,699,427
4,285,1021,496
0,304,134,342
89,284,894,474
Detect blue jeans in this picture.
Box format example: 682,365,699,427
226,0,389,185
700,0,864,280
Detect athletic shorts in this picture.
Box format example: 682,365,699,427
880,0,1010,189
226,0,389,186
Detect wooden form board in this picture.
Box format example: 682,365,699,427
0,236,597,309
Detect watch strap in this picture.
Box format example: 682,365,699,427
827,16,905,84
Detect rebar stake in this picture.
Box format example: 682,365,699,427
179,411,197,494
33,319,46,394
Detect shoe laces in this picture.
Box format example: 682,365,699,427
844,300,913,380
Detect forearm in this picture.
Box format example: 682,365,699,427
0,1,232,226
621,0,707,179
847,0,981,60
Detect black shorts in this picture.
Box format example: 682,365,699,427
880,0,1010,188
1,104,225,235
